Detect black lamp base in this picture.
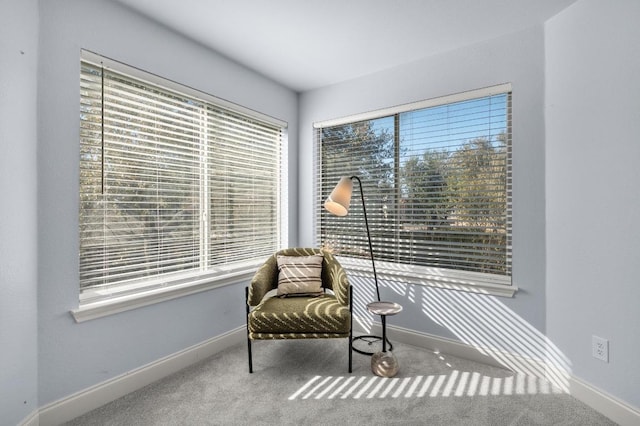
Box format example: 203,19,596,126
352,334,393,356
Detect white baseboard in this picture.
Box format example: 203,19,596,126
25,323,639,426
373,323,510,370
19,409,39,426
569,375,640,426
37,327,245,426
382,323,640,426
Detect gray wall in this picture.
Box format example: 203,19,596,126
36,0,297,407
3,0,638,423
0,0,40,424
545,0,640,408
299,25,548,357
299,0,639,410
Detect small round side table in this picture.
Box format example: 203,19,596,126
367,301,403,377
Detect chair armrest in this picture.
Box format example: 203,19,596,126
247,254,278,306
323,253,350,306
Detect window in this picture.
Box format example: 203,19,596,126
315,85,513,295
77,51,286,316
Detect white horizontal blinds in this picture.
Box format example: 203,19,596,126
79,56,283,292
398,93,512,275
318,117,397,260
317,89,512,278
79,63,105,288
79,62,202,289
207,107,281,265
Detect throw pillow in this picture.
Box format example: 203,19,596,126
276,254,324,297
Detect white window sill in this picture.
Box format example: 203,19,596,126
337,256,517,298
70,262,261,323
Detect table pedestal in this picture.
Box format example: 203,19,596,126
366,301,402,377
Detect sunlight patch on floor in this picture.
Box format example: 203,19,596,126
288,371,564,400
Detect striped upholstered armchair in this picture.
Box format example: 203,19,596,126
245,248,353,373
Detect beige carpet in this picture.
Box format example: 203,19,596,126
64,339,616,425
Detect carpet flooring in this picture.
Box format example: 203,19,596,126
64,339,616,425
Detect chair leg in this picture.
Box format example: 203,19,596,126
348,336,352,373
248,338,253,374
348,284,353,373
245,287,253,373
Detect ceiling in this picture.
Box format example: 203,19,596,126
114,0,577,92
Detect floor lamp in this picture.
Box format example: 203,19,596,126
324,175,392,355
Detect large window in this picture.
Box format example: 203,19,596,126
316,85,512,293
78,51,285,310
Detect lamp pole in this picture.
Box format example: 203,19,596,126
351,175,380,302
325,175,393,355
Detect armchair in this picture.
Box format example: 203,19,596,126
245,248,353,373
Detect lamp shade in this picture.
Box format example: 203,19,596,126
324,176,353,216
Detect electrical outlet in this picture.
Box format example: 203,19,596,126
592,335,609,363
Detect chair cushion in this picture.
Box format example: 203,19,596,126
276,253,324,297
248,294,350,336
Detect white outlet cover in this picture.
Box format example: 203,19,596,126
592,335,609,363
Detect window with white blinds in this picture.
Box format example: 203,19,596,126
316,86,512,289
79,52,284,302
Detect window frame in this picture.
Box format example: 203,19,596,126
72,50,288,322
314,84,516,297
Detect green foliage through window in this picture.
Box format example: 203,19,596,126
317,92,512,277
